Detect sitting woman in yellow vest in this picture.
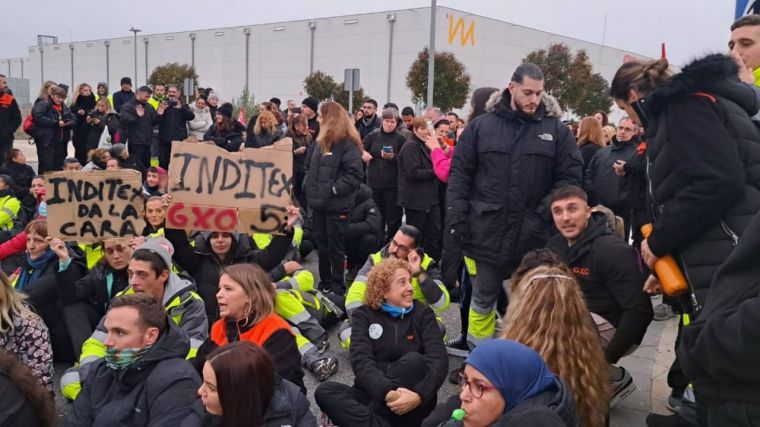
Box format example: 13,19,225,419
142,196,166,237
60,237,208,400
10,220,88,367
192,263,308,394
0,174,21,242
340,225,450,348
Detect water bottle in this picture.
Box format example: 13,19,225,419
641,224,688,297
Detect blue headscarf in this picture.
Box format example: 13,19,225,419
465,339,558,413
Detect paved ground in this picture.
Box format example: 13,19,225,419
20,140,675,425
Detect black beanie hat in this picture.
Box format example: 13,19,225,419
301,97,319,113
218,102,233,119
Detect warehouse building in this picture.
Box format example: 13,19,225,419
0,6,647,110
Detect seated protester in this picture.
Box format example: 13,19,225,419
0,350,57,427
109,143,145,176
82,147,110,172
203,103,245,152
194,341,316,427
247,110,285,148
142,167,163,199
7,176,45,241
0,271,54,392
340,225,449,348
316,258,448,427
164,200,297,322
11,220,86,363
142,196,166,237
502,266,610,426
345,183,383,273
193,264,307,394
62,157,82,171
56,239,132,361
438,339,579,427
0,149,36,209
64,293,203,426
0,174,21,242
105,158,121,171
545,185,652,403
60,237,208,400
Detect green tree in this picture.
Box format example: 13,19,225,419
406,48,472,111
304,71,338,102
147,63,199,92
523,43,611,116
331,83,366,113
231,87,258,124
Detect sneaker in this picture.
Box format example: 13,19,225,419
654,303,678,321
448,364,464,385
445,334,471,358
315,334,330,354
666,392,683,413
310,357,339,382
610,367,636,407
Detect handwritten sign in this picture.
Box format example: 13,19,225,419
167,139,293,234
45,170,146,243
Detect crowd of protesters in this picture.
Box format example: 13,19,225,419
1,14,760,427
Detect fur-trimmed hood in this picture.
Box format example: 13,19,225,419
646,53,758,117
485,88,564,118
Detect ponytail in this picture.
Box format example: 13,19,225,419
610,58,671,100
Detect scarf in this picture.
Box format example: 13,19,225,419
381,301,414,318
16,249,57,291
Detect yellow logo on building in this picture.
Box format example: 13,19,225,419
448,15,475,47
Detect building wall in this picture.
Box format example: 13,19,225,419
3,7,647,114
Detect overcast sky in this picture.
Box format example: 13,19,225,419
1,0,735,67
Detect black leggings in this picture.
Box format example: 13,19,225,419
315,352,437,427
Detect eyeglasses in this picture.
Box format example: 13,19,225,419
390,239,411,253
458,372,497,398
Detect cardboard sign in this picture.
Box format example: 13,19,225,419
45,170,146,243
167,139,293,234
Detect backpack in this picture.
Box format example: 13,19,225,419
22,114,35,137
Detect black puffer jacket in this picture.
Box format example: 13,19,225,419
87,110,120,148
119,99,157,146
397,133,438,211
203,121,245,152
0,90,22,143
303,139,363,213
346,184,382,243
546,213,653,363
585,136,639,207
165,228,291,321
157,102,195,144
350,304,448,408
436,378,579,427
363,127,406,189
0,161,35,201
30,97,75,148
640,54,760,311
447,90,583,267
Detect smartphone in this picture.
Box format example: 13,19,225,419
382,145,393,154
426,119,435,134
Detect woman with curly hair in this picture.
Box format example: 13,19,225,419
315,258,447,427
246,110,284,148
502,266,610,427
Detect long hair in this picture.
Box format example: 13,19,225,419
37,81,57,100
95,97,115,115
610,58,671,100
501,266,610,427
467,86,498,123
207,341,275,427
220,264,275,325
71,83,93,107
316,102,362,153
0,350,57,426
577,117,605,148
0,271,35,334
254,110,278,136
365,258,412,309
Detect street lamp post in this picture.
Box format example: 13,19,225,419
129,27,141,86
427,0,436,108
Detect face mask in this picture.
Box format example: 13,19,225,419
105,345,152,370
381,302,414,318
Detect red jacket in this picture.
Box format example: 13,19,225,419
0,231,26,261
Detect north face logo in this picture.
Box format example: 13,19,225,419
538,133,554,141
